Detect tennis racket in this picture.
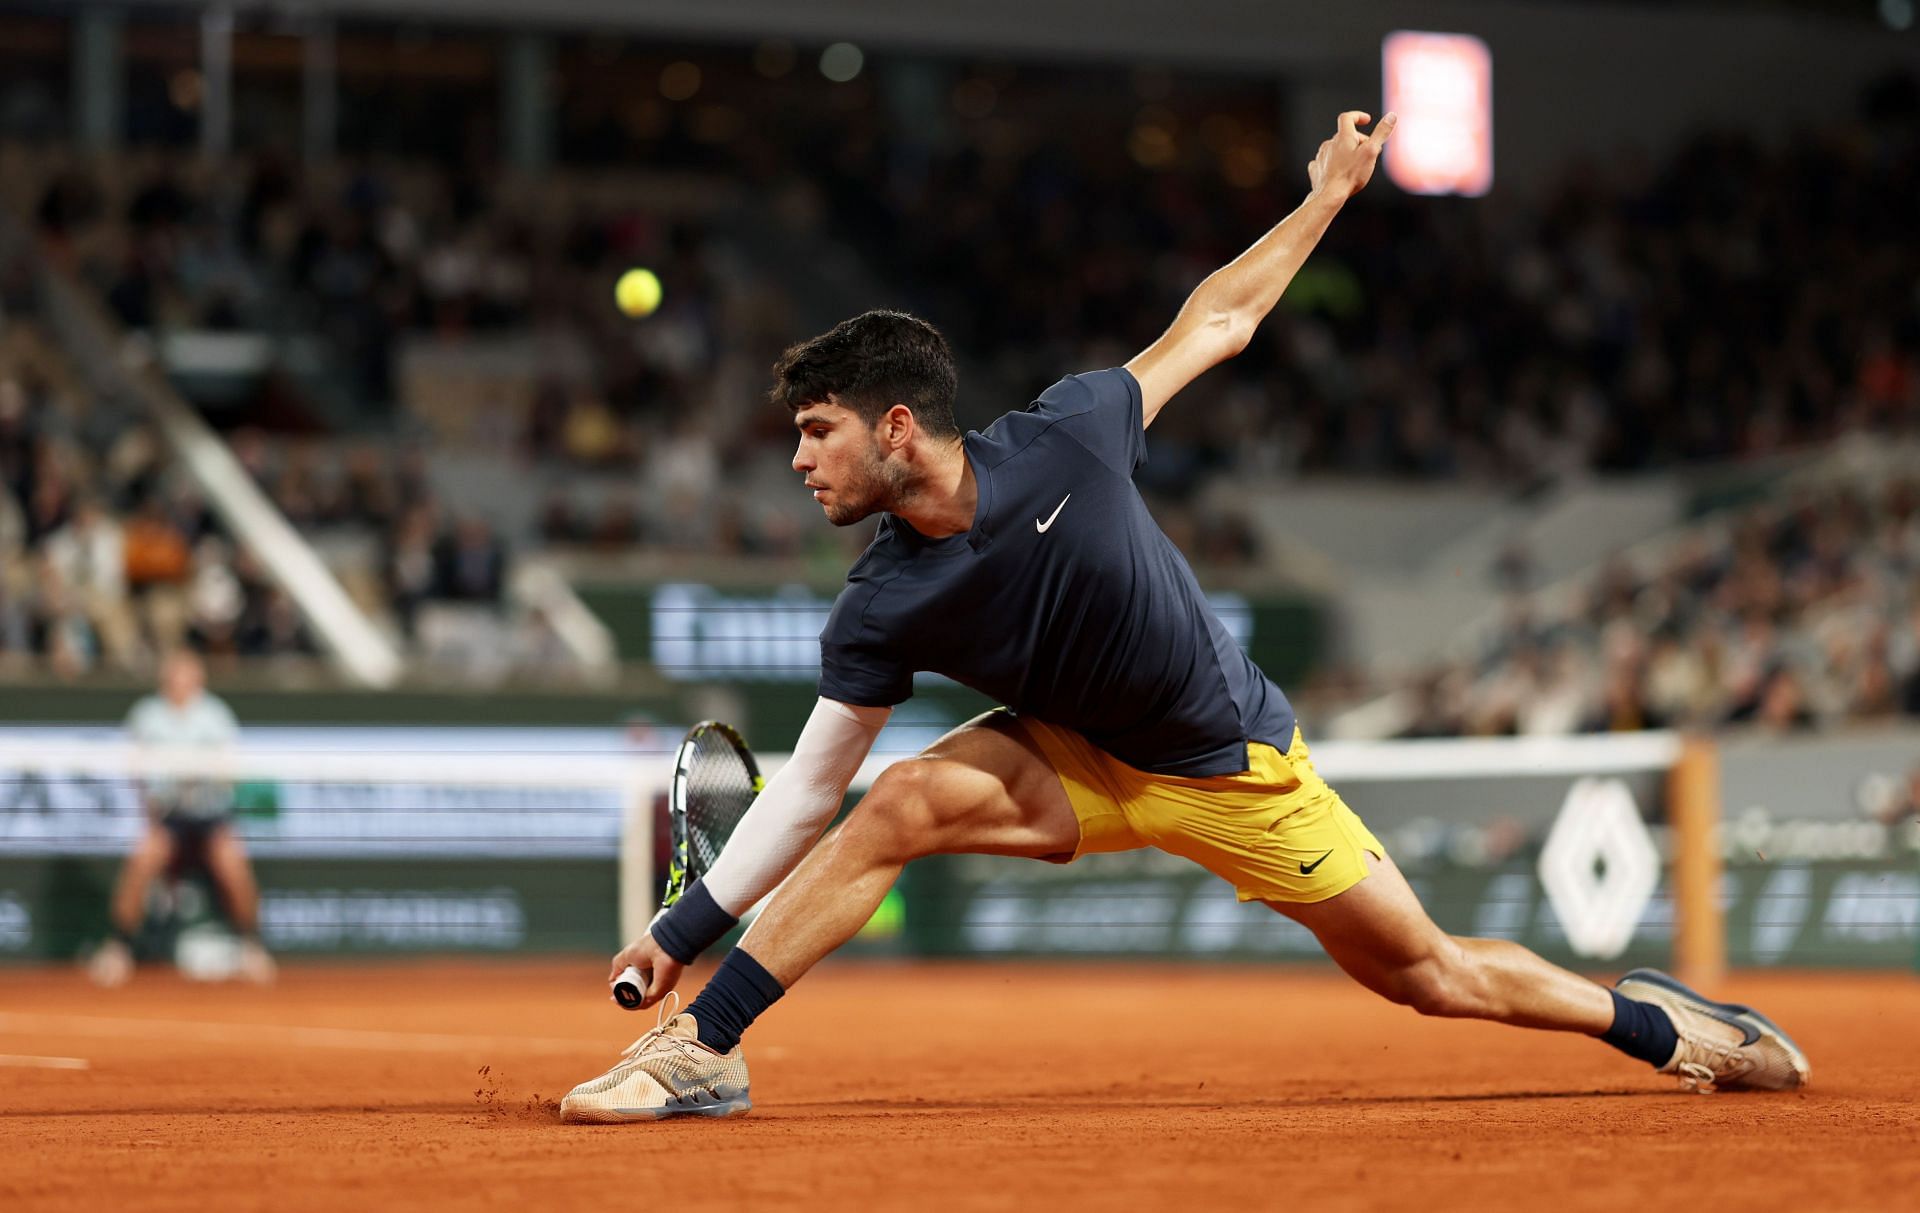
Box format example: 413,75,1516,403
613,720,764,1009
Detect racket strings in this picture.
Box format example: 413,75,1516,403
684,730,757,872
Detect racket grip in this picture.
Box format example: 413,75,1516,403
612,965,647,1010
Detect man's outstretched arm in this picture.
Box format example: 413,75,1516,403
1126,110,1396,427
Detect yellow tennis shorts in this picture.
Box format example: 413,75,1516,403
1015,716,1386,904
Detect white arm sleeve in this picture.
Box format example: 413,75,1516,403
701,697,889,916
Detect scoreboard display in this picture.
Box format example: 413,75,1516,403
1382,30,1495,196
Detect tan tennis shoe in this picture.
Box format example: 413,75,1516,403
561,995,751,1123
1614,968,1810,1092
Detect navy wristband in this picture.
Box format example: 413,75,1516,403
650,879,738,964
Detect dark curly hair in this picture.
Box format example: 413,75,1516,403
770,310,959,438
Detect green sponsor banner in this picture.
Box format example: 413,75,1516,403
565,580,1323,751
896,849,1920,970
576,582,1326,691
1730,859,1920,968
0,857,616,961
9,843,1910,968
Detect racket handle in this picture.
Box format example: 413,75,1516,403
613,965,647,1010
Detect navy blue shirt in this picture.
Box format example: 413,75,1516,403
817,367,1297,777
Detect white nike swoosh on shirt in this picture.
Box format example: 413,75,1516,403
1035,494,1072,533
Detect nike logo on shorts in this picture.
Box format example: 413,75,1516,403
1300,850,1334,875
1035,494,1071,533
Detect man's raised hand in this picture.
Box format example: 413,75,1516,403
1307,110,1397,202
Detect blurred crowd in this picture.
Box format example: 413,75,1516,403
32,149,734,435
0,310,314,674
1396,476,1920,737
26,146,775,637
805,75,1920,485
22,131,1273,570
26,64,1915,544
2,34,1916,703
224,434,510,638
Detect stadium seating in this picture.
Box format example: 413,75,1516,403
1390,470,1920,736
2,51,1915,719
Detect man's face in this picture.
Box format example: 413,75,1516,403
792,400,893,526
161,654,204,705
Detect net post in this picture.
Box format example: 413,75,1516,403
618,774,655,948
1668,734,1725,991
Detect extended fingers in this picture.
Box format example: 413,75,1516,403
1369,111,1399,147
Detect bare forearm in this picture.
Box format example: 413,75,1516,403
1127,112,1391,424
1127,190,1346,425
1188,189,1344,334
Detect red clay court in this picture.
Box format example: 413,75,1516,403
4,960,1916,1212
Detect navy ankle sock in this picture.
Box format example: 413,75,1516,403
1601,988,1679,1067
686,949,785,1054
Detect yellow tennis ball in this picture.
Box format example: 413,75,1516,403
615,268,663,317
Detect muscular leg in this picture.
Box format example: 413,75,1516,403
739,712,1078,988
110,823,177,939
558,716,1079,1120
203,824,262,936
1267,850,1612,1033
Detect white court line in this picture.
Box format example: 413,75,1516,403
0,1053,90,1070
0,1013,609,1056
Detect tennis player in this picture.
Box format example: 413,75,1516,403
88,650,275,987
562,112,1807,1121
